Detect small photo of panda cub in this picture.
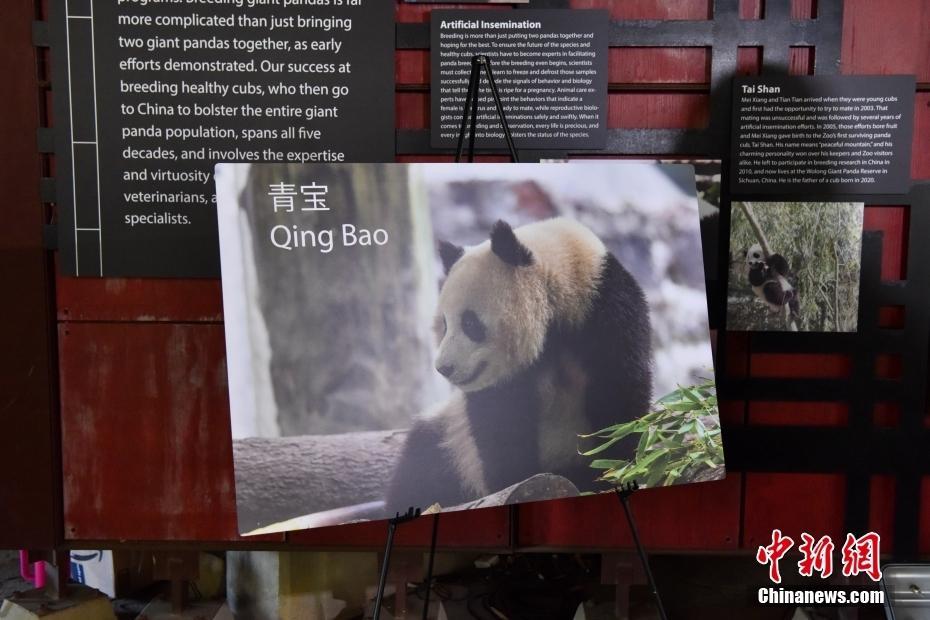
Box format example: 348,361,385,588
218,161,720,534
726,201,864,333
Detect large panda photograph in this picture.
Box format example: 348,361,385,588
216,162,722,535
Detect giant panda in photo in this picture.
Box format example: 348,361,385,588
386,218,653,512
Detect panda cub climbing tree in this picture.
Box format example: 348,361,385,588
386,218,654,511
745,243,801,331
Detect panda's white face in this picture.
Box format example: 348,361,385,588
746,243,765,267
433,224,550,393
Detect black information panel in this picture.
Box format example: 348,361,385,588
431,9,608,150
50,0,394,278
731,76,915,196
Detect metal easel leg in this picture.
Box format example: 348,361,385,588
455,55,520,163
454,60,481,163
479,57,519,162
373,507,421,620
616,483,669,620
420,514,440,620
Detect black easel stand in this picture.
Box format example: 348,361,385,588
420,514,440,620
373,507,421,620
455,55,520,163
616,482,669,620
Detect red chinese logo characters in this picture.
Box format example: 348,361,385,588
756,529,794,583
798,533,835,578
840,532,882,582
756,530,882,583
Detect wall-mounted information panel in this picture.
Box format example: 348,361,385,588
430,9,608,151
731,76,915,196
50,0,394,278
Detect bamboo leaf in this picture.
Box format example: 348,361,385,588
681,387,702,403
579,420,638,438
583,380,725,492
694,419,707,438
665,400,700,412
580,436,626,456
590,459,627,470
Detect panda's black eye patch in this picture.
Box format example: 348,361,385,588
461,310,486,342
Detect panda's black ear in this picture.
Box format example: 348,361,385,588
438,241,464,274
490,220,533,267
768,253,789,275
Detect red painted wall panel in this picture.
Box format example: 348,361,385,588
841,0,930,82
864,206,909,281
750,354,852,379
608,93,710,129
396,92,429,130
569,0,711,20
748,402,849,427
396,51,429,86
913,94,930,180
396,3,508,24
58,322,270,542
609,48,710,85
57,278,222,323
742,474,847,549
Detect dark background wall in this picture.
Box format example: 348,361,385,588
2,0,929,554
0,0,58,551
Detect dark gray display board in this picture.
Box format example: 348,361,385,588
731,75,915,196
430,9,608,150
50,0,394,278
